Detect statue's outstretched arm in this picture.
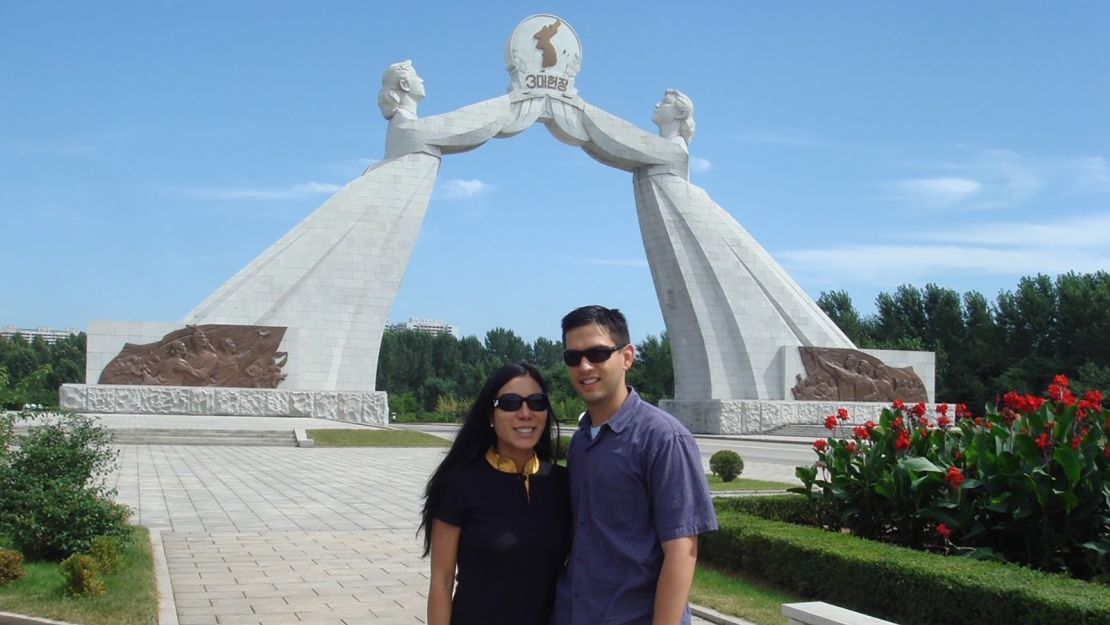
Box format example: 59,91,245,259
419,95,514,155
577,101,684,172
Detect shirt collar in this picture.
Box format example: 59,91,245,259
578,387,640,434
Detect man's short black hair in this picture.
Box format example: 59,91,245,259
561,305,631,346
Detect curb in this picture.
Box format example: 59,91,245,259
0,612,85,625
692,602,759,625
149,529,178,625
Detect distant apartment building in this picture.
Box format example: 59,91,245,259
387,317,460,338
1,326,81,344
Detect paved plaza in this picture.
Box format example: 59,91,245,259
97,419,743,625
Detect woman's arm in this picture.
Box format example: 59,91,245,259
427,519,462,625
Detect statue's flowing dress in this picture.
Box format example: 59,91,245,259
186,98,511,391
579,103,853,400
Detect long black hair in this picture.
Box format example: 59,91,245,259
419,361,559,556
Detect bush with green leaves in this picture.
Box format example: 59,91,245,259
0,411,131,560
714,494,816,525
59,553,105,597
702,511,1110,625
709,449,744,482
0,548,25,585
795,374,1110,579
89,535,124,575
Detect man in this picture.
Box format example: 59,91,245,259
554,305,718,625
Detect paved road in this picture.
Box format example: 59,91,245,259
106,436,741,624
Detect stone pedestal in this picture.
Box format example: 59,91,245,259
662,399,944,435
59,384,388,425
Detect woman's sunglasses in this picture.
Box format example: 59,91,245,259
562,344,627,367
493,393,550,412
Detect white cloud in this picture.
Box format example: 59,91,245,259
779,211,1110,288
690,157,712,174
177,181,342,200
439,178,494,199
885,177,982,207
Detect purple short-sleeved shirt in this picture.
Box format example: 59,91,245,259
553,389,718,625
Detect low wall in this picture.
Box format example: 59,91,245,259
59,384,388,425
662,398,941,435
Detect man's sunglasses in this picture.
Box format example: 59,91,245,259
493,393,550,412
563,344,627,367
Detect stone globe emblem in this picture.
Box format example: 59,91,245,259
505,14,582,98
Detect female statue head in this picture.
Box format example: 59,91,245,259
651,88,696,145
378,60,426,120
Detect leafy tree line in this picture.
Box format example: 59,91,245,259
0,333,85,409
377,327,674,422
817,271,1110,410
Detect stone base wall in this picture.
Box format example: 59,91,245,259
662,398,937,435
59,384,388,425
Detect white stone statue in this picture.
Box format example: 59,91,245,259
571,90,855,400
185,61,513,391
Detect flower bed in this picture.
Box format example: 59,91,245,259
795,375,1110,579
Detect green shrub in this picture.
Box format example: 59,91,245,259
709,450,744,482
714,494,816,525
0,548,25,584
702,511,1110,625
555,434,574,461
59,553,105,597
0,412,131,560
89,535,124,575
796,378,1110,579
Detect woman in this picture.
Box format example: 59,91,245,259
420,362,570,625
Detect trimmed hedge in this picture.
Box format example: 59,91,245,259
714,494,816,526
702,511,1110,625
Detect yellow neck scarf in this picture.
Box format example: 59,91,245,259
485,447,541,498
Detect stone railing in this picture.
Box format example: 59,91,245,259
782,601,898,625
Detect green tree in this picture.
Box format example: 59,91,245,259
628,332,673,404
817,290,870,345
484,327,529,364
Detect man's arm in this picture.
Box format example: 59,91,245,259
652,535,698,625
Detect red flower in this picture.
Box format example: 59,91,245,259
892,399,906,411
1104,446,1110,459
837,407,849,421
895,432,911,451
936,523,952,539
892,416,905,431
953,451,963,461
1026,395,1046,411
824,415,839,430
1002,391,1024,412
1053,373,1070,387
845,441,858,453
945,466,965,490
853,426,870,440
1035,433,1050,450
1084,389,1104,405
1072,436,1082,450
937,415,953,429
865,420,878,432
920,416,931,429
974,417,985,427
955,403,972,420
936,403,949,417
813,439,829,452
911,402,927,418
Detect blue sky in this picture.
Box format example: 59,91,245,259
3,2,1108,344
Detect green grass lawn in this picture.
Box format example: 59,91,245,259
0,526,158,625
306,429,450,447
706,475,795,492
691,564,800,625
